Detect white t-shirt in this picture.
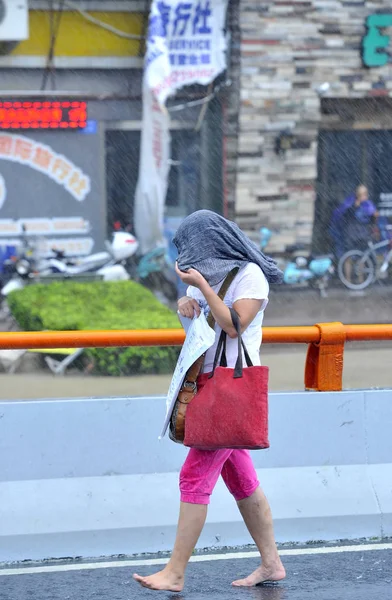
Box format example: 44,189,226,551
187,263,269,373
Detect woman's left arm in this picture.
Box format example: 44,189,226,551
175,265,262,338
202,283,262,338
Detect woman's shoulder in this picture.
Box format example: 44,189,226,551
239,262,268,282
232,263,269,299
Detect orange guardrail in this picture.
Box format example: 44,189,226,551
0,322,391,392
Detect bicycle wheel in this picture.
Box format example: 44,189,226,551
338,250,375,291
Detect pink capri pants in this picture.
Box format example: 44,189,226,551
180,448,260,505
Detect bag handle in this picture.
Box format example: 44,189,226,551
209,308,253,379
209,329,227,377
229,308,253,378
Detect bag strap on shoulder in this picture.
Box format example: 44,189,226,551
206,267,239,329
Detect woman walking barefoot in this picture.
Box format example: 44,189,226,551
133,211,286,592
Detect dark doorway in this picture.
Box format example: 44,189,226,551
165,130,202,217
105,97,224,237
105,130,140,235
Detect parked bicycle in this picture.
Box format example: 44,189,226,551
337,219,392,291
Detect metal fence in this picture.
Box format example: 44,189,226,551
1,322,391,391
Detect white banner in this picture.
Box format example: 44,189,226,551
145,0,228,106
134,0,228,254
134,87,171,254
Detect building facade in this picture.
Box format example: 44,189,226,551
235,0,392,254
0,0,226,258
4,0,392,261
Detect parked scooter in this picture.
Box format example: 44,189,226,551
0,230,138,304
45,230,138,280
112,223,178,301
0,228,40,314
260,227,334,297
0,245,19,293
128,246,177,301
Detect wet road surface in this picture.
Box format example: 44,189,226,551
1,545,391,600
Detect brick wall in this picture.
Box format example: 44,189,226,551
224,0,241,221
236,0,392,252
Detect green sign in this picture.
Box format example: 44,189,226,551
362,14,392,67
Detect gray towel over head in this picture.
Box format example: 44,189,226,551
173,210,283,286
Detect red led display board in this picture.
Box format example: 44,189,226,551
0,100,87,130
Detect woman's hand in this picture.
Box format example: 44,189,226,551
177,296,201,318
175,263,207,289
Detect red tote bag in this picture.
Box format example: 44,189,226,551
184,308,269,450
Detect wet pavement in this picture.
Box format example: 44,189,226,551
1,547,391,600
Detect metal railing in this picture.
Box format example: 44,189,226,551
0,322,391,392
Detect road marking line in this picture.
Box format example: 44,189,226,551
1,542,391,577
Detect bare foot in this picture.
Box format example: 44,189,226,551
232,561,286,587
133,568,184,592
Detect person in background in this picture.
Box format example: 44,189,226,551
329,185,378,259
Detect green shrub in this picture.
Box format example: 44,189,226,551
8,280,181,376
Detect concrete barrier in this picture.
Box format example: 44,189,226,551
0,389,391,563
